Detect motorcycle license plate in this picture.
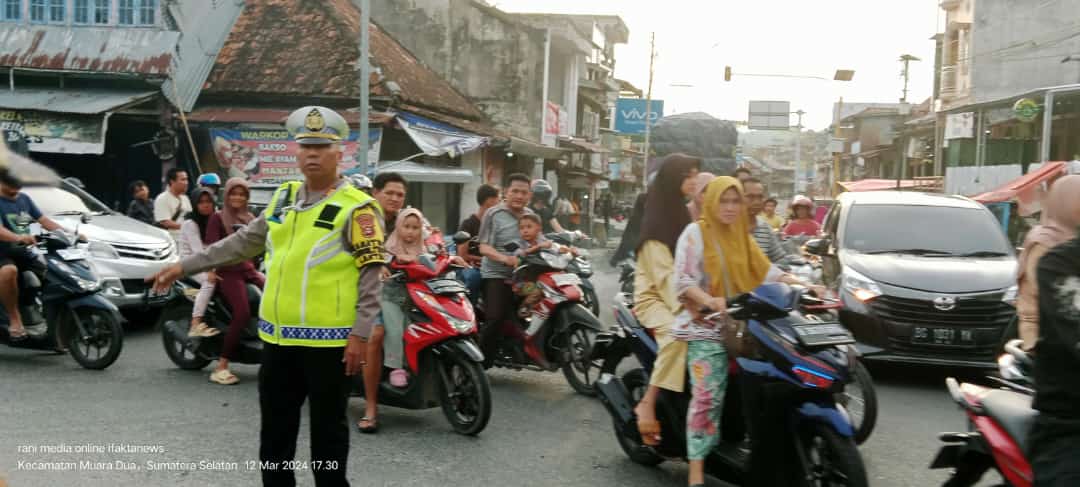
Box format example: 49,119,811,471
551,273,581,287
790,322,854,347
912,327,975,347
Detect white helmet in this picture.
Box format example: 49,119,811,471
349,174,373,192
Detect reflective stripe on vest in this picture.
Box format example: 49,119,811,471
258,181,377,347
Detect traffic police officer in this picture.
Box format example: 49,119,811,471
150,106,385,487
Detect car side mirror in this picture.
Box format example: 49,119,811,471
453,231,471,244
804,238,830,256
80,213,93,224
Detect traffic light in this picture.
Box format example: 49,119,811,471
724,66,732,82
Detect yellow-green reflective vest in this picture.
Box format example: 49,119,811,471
258,181,379,347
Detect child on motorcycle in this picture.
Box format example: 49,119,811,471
177,188,220,339
380,208,468,388
510,214,577,320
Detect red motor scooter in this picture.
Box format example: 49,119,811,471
352,250,492,436
483,244,607,396
930,339,1036,486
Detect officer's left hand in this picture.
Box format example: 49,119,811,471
344,335,365,376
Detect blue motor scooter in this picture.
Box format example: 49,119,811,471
594,283,869,487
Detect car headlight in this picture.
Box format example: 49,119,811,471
1001,284,1018,306
841,266,882,302
88,241,120,260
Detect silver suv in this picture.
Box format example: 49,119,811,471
22,181,179,309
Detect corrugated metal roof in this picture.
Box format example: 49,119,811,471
202,0,486,121
0,25,177,75
0,88,157,114
162,0,246,112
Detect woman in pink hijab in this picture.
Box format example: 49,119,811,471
1016,175,1080,350
686,172,716,220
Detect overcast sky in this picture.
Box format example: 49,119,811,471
490,0,943,131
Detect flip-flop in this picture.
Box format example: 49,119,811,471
209,369,239,385
356,416,378,434
637,419,662,446
8,329,29,342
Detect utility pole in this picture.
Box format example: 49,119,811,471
793,109,805,195
641,32,656,193
832,97,843,197
359,0,371,173
899,54,921,103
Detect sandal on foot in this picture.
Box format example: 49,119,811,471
356,417,378,434
637,419,662,446
209,369,239,385
189,323,220,338
389,369,408,388
8,328,29,342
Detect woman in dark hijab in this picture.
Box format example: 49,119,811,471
632,153,701,446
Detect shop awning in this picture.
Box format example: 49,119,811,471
374,160,474,184
972,161,1067,204
504,137,568,160
0,88,157,154
560,137,610,153
396,111,489,159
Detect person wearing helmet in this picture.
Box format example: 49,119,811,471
196,172,222,196
529,179,566,234
348,174,373,194
782,195,821,237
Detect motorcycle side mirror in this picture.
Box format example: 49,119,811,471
804,238,830,256
453,231,471,244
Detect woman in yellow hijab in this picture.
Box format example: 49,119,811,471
671,176,817,487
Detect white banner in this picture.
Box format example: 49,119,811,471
396,112,488,158
945,112,975,139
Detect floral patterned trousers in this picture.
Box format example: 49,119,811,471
686,340,728,460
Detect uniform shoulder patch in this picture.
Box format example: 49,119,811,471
350,206,385,268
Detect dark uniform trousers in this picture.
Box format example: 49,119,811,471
259,342,351,487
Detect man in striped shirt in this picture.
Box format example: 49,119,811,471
743,178,793,263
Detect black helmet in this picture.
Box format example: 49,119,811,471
531,179,553,204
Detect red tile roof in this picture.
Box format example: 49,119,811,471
202,0,485,121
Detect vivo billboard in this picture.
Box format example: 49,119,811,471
615,98,664,135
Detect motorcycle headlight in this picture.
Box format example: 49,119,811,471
841,267,882,302
88,241,120,260
447,315,474,334
52,260,102,292
1001,284,1018,306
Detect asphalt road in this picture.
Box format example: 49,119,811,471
0,252,1003,487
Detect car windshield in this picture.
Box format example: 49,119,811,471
21,184,111,216
843,204,1012,257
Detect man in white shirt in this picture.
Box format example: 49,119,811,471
154,167,191,237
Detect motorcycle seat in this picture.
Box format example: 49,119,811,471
980,388,1037,452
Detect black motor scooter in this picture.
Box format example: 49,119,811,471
151,278,263,370
0,227,124,370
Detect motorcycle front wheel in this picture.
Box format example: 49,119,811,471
561,324,601,396
800,422,869,487
837,360,878,445
437,352,492,436
157,301,212,370
65,307,123,370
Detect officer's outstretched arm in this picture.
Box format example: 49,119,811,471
181,214,269,276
